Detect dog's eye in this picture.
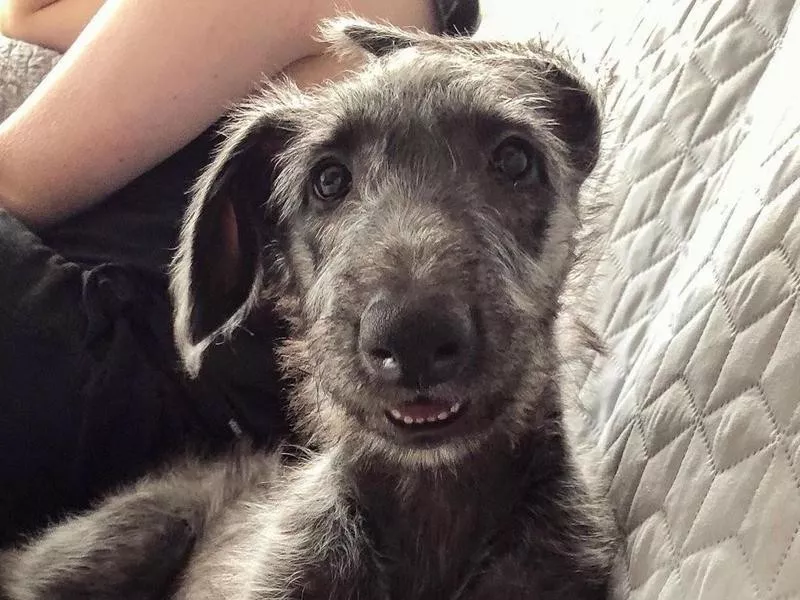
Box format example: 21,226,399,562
311,160,352,203
491,137,540,183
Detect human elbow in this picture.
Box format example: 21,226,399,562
0,8,20,39
0,6,32,41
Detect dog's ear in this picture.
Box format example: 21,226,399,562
544,65,602,175
171,108,294,377
320,17,425,58
533,52,603,175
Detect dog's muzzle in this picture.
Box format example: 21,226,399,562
358,290,476,433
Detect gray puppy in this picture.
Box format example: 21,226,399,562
0,19,618,600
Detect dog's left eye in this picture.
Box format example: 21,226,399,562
491,137,541,183
310,160,352,203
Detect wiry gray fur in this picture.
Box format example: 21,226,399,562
0,18,619,600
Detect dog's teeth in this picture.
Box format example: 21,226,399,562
390,404,463,426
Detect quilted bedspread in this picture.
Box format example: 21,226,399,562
2,2,799,598
0,35,59,121
481,0,800,598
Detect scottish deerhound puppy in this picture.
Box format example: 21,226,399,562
0,19,618,600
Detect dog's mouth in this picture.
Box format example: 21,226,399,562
386,396,467,429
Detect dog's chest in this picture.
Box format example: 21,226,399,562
304,538,496,600
360,490,504,600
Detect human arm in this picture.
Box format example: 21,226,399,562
0,0,436,228
0,0,104,51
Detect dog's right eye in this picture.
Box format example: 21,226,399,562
310,160,352,204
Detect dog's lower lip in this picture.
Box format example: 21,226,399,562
386,398,465,427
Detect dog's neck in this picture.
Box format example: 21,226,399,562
335,386,569,596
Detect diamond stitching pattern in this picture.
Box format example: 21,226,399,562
542,0,800,597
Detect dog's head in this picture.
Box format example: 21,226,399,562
171,18,602,467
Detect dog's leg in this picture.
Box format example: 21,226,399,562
1,488,197,600
0,451,277,600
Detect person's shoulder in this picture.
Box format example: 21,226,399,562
434,0,480,36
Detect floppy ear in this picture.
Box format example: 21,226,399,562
171,108,293,377
319,17,427,58
544,65,602,175
534,51,603,175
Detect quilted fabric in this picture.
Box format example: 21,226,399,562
0,35,59,121
482,0,800,598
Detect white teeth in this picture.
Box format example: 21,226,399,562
389,402,465,426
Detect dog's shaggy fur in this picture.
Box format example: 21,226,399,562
0,19,618,600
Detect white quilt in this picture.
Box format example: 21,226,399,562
481,0,800,598
3,2,799,598
0,35,59,121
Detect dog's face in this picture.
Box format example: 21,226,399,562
171,20,601,467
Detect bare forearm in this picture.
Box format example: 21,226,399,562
0,0,320,225
0,0,103,50
0,0,435,227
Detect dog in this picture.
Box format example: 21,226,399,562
0,18,618,600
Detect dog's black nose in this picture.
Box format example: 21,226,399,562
358,292,476,388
